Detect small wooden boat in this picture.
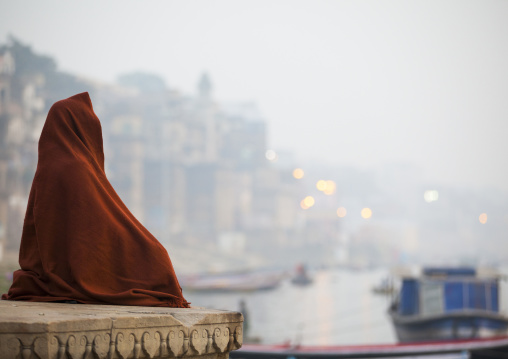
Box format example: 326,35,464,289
291,264,313,286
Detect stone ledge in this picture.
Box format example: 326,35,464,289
0,300,243,359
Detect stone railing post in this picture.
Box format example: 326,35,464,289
0,301,242,359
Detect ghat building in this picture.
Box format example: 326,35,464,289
0,47,46,259
100,73,302,269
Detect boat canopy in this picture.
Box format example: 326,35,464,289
423,267,476,277
399,277,499,316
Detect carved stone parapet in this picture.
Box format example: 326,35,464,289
0,301,243,359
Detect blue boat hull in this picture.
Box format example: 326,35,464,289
389,310,508,343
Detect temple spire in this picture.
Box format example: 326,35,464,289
198,72,212,100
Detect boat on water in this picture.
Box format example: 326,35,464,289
231,336,508,358
388,267,508,343
372,277,396,296
180,271,282,292
291,264,313,286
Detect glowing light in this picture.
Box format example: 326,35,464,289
265,149,278,161
424,190,439,203
316,180,336,195
336,207,347,218
361,208,372,219
316,180,327,191
324,180,336,195
293,168,304,179
479,213,488,224
303,196,315,208
300,200,309,209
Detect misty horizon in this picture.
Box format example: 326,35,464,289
2,0,508,192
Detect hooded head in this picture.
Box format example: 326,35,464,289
39,92,105,172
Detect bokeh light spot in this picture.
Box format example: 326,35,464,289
316,179,336,195
424,190,439,203
265,149,277,161
361,207,372,219
293,168,304,179
479,213,487,224
316,180,326,191
323,180,336,195
303,196,315,208
336,207,347,218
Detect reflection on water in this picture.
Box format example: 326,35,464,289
184,268,396,345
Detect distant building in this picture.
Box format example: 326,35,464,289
0,47,45,256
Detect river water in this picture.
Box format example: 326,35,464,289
183,267,397,346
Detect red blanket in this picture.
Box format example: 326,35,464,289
2,92,189,307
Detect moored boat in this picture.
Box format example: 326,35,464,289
388,267,508,343
180,271,282,292
372,276,396,296
231,336,508,358
291,263,313,286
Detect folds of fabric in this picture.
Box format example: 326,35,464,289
2,92,189,308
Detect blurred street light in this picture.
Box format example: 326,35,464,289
336,207,347,218
301,196,315,209
265,149,278,161
293,168,304,179
361,207,372,219
424,190,439,203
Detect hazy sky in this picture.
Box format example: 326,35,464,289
2,0,508,191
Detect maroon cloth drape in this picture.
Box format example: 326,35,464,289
2,92,189,308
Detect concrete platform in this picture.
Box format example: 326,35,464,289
0,300,243,359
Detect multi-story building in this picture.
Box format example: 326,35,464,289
0,46,46,258
99,72,306,263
